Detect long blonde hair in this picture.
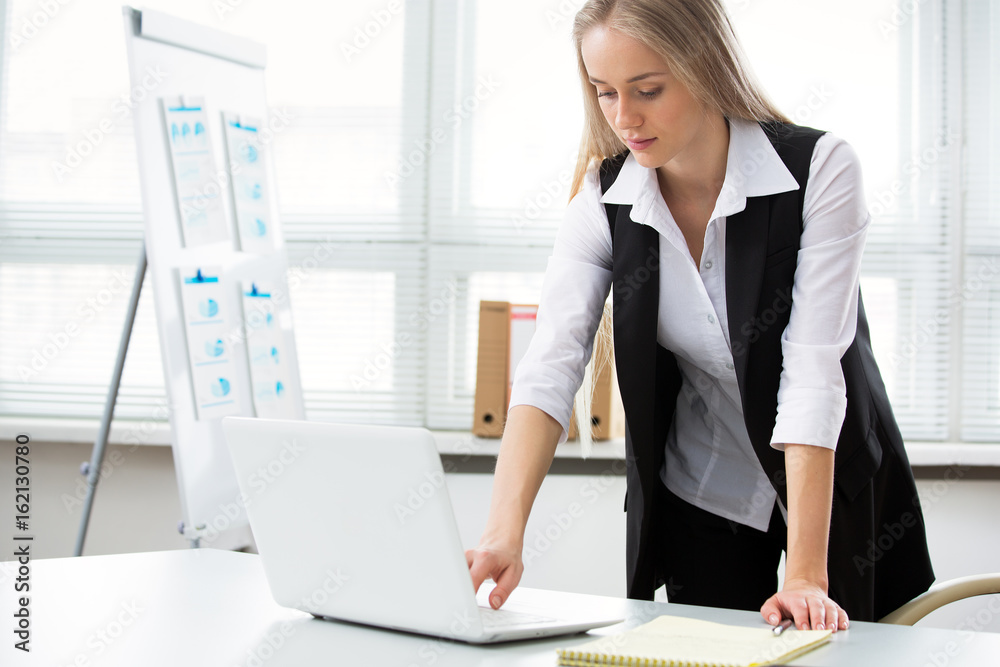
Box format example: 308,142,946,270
568,0,791,199
569,0,789,454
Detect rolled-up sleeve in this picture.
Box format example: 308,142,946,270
769,134,871,451
507,165,613,443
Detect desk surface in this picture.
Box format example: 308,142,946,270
2,549,998,666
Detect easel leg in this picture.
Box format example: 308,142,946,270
73,246,148,557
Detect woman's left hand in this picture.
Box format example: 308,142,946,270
760,577,849,632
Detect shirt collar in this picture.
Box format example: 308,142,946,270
599,118,801,221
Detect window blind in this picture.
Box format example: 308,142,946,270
0,0,430,426
959,0,1000,441
422,0,598,428
425,244,549,430
0,0,997,445
734,0,958,441
427,0,583,246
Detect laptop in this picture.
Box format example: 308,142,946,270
220,416,625,643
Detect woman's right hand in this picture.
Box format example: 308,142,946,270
465,537,524,609
464,405,562,610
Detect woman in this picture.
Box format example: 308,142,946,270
465,0,934,630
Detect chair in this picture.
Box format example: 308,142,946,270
880,574,1000,625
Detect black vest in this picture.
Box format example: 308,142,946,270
600,121,934,621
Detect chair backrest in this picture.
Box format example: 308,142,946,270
880,573,1000,625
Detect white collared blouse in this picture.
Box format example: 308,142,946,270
508,118,871,530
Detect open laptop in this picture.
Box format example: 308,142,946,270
220,416,625,643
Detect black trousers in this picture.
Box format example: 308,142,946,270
653,480,788,612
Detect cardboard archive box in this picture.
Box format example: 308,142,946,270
472,300,624,440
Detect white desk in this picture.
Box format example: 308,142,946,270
2,549,998,666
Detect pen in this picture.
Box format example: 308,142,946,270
772,619,793,636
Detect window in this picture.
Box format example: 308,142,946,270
731,0,997,443
1,0,997,446
0,0,428,424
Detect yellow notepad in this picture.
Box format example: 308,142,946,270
557,615,832,667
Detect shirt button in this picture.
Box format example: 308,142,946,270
704,260,713,269
707,314,715,324
726,362,734,370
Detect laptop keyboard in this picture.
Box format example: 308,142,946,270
478,606,557,628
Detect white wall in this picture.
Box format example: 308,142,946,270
1,440,187,556
1,439,998,633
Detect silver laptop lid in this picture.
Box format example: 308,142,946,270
221,417,484,640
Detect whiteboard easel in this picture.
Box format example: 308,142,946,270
97,6,304,550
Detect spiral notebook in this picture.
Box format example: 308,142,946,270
556,615,832,667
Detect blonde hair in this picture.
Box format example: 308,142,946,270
569,0,789,454
568,0,790,199
574,302,613,458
